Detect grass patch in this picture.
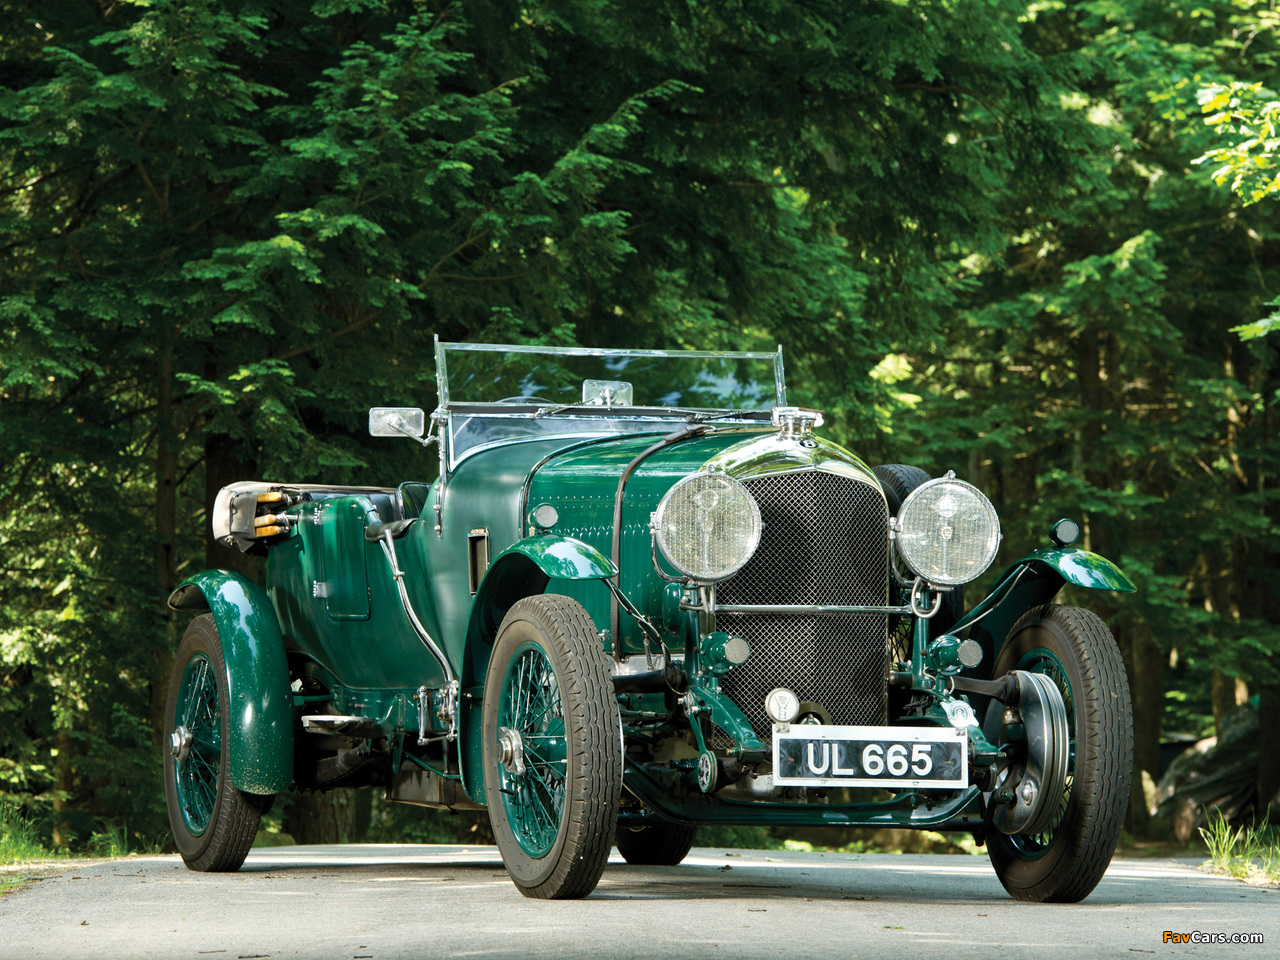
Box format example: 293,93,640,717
1198,811,1279,886
0,803,55,899
0,801,48,865
1,801,166,869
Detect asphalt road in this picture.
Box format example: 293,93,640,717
1,846,1275,960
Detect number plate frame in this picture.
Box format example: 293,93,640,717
772,724,968,789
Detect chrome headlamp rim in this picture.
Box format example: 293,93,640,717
894,475,1001,587
652,472,763,583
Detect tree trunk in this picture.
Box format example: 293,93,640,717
1250,348,1279,823
1257,685,1280,821
204,430,262,580
1117,620,1163,836
152,337,179,747
284,790,360,845
1210,669,1249,735
1077,325,1162,835
51,730,75,848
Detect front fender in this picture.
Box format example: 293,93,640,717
458,535,617,804
952,547,1134,669
168,571,293,795
463,534,617,649
491,534,618,581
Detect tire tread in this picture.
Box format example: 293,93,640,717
487,595,621,900
989,604,1132,903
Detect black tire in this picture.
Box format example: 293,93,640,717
874,463,964,633
874,463,932,517
615,823,699,866
986,605,1132,903
164,615,269,872
482,595,622,899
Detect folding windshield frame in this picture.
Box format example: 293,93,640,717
433,338,787,410
418,339,787,534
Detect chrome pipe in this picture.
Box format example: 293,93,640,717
698,603,914,616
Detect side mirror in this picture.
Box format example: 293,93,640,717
369,407,426,439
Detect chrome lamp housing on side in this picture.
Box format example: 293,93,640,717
895,475,1001,586
652,472,763,582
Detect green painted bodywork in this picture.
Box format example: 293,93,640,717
490,535,617,580
685,684,767,759
525,426,881,654
526,431,752,652
1025,547,1136,593
953,546,1135,671
464,535,616,660
177,372,1132,828
167,571,293,795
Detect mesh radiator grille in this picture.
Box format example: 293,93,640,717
718,471,890,737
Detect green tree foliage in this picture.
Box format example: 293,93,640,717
889,0,1280,830
1196,80,1280,340
1198,82,1280,207
1,0,1276,848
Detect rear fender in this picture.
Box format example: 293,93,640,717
168,571,293,795
953,548,1134,670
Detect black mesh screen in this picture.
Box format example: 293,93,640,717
718,471,890,737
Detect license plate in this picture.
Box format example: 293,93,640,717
773,724,968,789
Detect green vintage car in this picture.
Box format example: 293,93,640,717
164,340,1134,901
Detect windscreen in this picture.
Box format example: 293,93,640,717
435,342,786,469
439,343,784,411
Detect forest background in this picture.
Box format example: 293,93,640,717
1,0,1277,853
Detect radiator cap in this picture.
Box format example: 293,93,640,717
771,406,824,439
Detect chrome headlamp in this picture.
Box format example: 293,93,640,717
653,473,762,582
895,475,1001,586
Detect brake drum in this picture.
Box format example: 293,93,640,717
983,670,1071,837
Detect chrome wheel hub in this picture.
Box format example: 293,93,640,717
497,726,526,777
170,724,193,762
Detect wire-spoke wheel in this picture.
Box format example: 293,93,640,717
164,614,270,872
483,595,621,899
986,604,1132,902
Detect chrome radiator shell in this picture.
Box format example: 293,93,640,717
717,470,891,737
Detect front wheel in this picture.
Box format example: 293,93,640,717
482,595,622,899
164,614,270,871
986,605,1132,902
616,823,699,866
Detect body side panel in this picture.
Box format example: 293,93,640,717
266,500,444,691
527,430,767,653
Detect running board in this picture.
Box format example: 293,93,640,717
301,715,383,738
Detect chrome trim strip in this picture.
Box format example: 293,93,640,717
611,655,685,678
438,341,779,361
699,603,913,616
